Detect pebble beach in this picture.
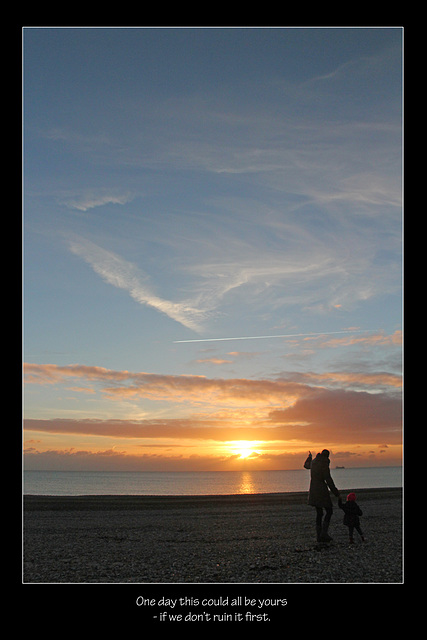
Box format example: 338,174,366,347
23,487,402,584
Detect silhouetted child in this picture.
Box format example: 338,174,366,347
338,492,365,544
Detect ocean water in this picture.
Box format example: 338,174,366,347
23,466,402,497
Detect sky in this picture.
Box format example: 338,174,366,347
23,26,403,472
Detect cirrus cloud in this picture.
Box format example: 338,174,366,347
68,236,208,332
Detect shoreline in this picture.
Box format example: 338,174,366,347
24,487,402,511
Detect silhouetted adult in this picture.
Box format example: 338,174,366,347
304,450,340,542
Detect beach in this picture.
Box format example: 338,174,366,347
23,488,402,584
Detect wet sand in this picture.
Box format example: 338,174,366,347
23,488,402,584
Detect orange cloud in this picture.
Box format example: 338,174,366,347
268,387,402,444
23,442,402,472
304,329,402,348
25,379,402,446
24,363,307,408
195,358,233,365
24,359,402,471
298,371,402,388
23,417,294,441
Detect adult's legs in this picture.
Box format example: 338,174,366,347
320,507,333,542
315,507,323,541
324,507,332,525
315,506,333,542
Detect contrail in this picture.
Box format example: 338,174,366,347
173,329,369,343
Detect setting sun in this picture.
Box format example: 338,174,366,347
231,441,261,459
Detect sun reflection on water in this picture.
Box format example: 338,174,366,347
239,471,255,494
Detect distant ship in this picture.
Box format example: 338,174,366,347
335,466,345,469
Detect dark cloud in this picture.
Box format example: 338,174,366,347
268,387,402,444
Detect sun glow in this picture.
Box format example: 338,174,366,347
230,440,261,459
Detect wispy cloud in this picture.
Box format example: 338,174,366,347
45,45,401,216
68,227,401,337
49,41,401,335
67,231,355,333
68,236,207,331
61,191,133,212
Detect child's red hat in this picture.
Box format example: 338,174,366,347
347,492,356,501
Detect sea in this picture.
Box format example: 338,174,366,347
23,466,402,497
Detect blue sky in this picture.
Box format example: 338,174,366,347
23,27,403,471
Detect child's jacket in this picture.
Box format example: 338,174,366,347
338,498,363,527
